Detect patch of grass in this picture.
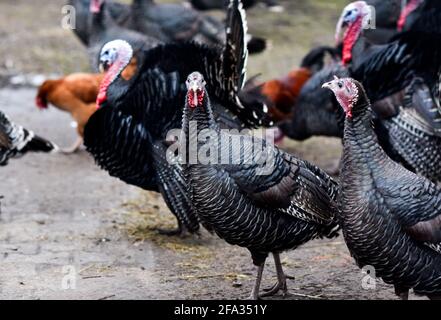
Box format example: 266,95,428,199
120,191,215,262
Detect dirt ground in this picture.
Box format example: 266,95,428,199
0,0,425,300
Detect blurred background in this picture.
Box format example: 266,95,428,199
0,0,348,80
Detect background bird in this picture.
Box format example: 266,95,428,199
35,61,138,153
188,0,284,12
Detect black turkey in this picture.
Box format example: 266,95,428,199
87,0,160,71
279,63,348,141
282,0,441,183
84,0,270,236
182,71,339,299
362,0,403,43
323,77,441,300
0,110,57,166
189,0,283,12
66,0,132,46
130,0,266,54
351,0,441,102
399,0,427,32
280,1,371,141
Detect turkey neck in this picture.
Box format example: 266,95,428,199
339,102,390,226
182,93,218,157
342,105,387,173
182,94,218,138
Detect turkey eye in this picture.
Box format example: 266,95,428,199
338,82,343,88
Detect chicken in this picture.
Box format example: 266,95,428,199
35,59,137,153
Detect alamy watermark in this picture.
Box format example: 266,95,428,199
61,5,76,30
61,265,77,290
361,6,377,30
361,265,377,290
165,124,278,176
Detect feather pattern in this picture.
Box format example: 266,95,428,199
0,110,57,165
338,81,441,298
182,87,340,265
84,0,269,234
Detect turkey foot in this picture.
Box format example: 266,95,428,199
260,253,290,298
61,137,83,154
156,223,190,237
394,286,409,300
262,275,295,292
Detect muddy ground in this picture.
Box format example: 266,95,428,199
0,0,424,300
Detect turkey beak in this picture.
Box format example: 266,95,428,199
322,82,332,90
99,60,110,73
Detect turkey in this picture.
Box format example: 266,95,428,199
189,0,283,12
84,0,270,236
362,0,403,43
181,71,339,299
398,0,425,32
0,110,57,166
130,0,267,54
86,0,160,71
279,1,372,141
67,0,132,46
323,77,441,300
351,0,441,103
281,1,441,182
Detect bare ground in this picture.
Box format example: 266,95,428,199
0,0,425,300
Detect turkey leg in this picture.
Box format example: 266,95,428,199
248,263,265,300
260,253,291,298
394,285,409,300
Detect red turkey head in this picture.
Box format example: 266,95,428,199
336,1,372,65
186,72,206,109
96,39,133,106
90,0,103,13
397,0,424,31
322,76,360,118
